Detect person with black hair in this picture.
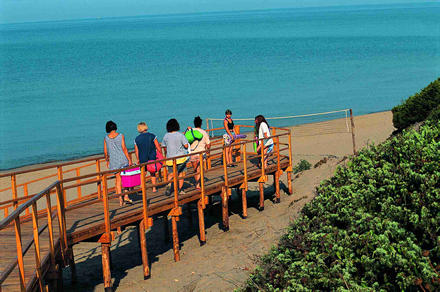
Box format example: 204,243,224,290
134,122,162,193
189,116,210,189
255,115,274,168
223,109,235,167
103,120,133,206
162,119,189,194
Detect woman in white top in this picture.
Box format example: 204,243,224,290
255,115,274,168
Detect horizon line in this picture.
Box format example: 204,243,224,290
0,1,435,26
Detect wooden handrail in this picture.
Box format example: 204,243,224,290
0,182,58,229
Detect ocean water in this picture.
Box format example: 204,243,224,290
0,3,439,170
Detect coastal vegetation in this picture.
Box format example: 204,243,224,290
293,159,312,174
392,78,440,131
244,85,440,291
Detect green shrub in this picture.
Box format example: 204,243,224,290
243,123,440,291
293,159,311,174
427,104,440,122
392,78,440,131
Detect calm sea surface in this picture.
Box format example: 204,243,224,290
0,3,439,170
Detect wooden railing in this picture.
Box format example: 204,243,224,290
0,126,293,291
0,181,67,291
0,124,250,217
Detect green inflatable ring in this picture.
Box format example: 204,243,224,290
185,128,203,144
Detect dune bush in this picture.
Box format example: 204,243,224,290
243,120,440,291
392,78,440,131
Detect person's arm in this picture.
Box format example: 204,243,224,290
162,138,167,157
154,138,162,153
182,134,189,149
121,134,133,165
134,143,140,164
104,138,109,168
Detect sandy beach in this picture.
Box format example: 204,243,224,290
0,111,395,291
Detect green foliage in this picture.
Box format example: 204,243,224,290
293,159,312,174
427,104,440,123
392,78,440,131
243,123,440,291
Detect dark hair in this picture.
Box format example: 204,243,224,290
166,118,180,132
194,116,203,128
255,115,269,133
105,121,117,133
225,109,232,115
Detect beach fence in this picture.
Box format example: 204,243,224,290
206,108,357,158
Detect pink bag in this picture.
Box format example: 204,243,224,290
146,150,163,173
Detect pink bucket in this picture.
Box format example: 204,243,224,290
120,168,141,188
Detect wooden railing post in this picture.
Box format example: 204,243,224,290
31,202,44,291
55,182,67,262
140,166,149,229
197,153,207,245
241,143,248,218
258,138,266,211
14,216,25,291
101,175,111,238
350,109,357,155
45,193,58,290
221,148,230,231
96,159,102,199
139,218,150,279
199,153,206,209
45,194,56,267
75,168,82,199
234,125,241,162
57,166,67,208
11,174,18,210
171,159,180,262
287,131,293,195
23,184,29,215
101,174,113,291
274,134,281,203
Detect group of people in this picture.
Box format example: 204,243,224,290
104,110,273,206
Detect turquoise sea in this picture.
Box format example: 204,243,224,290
0,2,439,170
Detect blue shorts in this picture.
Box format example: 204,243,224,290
266,144,274,154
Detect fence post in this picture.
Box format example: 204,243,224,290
31,202,44,291
11,174,18,210
101,174,113,291
241,143,248,218
24,184,29,215
221,148,230,231
96,159,102,199
171,159,181,262
57,166,67,208
349,109,357,155
75,168,82,199
55,182,68,262
14,216,25,291
287,131,293,195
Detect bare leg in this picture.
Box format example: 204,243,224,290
226,146,233,165
151,174,157,192
192,160,201,188
115,173,124,206
179,172,185,190
263,147,269,168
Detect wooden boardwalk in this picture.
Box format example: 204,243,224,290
0,128,293,291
